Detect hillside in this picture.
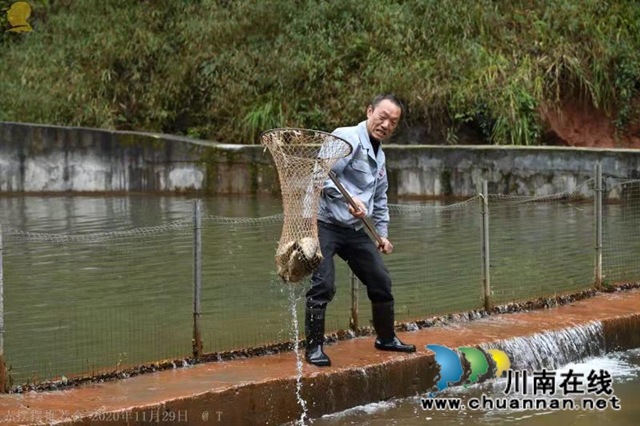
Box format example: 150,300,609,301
1,0,639,146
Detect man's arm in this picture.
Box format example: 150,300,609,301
371,166,390,238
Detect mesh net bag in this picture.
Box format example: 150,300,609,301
261,128,352,283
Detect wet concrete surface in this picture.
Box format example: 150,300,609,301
0,289,639,425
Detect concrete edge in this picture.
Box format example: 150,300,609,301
4,121,640,154
57,312,640,426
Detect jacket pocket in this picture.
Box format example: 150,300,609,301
350,159,370,173
348,158,375,188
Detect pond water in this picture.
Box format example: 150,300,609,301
0,194,638,387
313,349,640,425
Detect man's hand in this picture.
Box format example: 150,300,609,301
348,196,367,218
378,237,393,254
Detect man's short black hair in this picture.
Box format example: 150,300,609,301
370,94,405,117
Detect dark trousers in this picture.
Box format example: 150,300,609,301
306,221,394,310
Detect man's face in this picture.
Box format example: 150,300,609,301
366,99,402,141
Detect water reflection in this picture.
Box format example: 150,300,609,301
0,194,284,233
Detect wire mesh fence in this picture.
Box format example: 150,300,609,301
487,181,596,304
602,178,640,285
1,169,640,389
200,214,296,353
2,223,193,386
356,198,484,328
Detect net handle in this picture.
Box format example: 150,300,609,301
328,171,384,247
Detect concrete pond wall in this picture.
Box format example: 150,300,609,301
2,121,640,197
0,289,638,425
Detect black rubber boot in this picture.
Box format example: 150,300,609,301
372,301,416,352
305,307,331,366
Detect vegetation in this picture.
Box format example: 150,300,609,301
1,0,639,145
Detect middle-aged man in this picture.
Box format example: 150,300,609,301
305,94,416,367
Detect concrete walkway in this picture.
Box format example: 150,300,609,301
0,290,639,425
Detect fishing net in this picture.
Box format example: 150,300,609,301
261,128,352,283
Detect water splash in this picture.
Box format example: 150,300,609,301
288,285,308,425
313,349,640,425
319,400,398,419
481,321,605,371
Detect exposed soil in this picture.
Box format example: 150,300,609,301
542,100,640,149
397,99,640,148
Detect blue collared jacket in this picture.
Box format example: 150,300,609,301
317,121,390,238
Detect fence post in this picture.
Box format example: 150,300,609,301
0,222,6,392
349,271,359,331
192,199,203,359
595,163,603,290
481,181,492,311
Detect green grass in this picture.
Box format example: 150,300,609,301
1,0,639,145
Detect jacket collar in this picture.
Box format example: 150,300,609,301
356,120,380,164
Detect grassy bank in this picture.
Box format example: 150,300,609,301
1,0,639,145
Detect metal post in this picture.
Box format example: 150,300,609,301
349,271,359,331
595,163,603,290
481,181,492,311
192,199,203,359
0,222,6,392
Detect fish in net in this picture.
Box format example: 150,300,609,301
261,128,352,283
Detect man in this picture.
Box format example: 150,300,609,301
305,94,416,367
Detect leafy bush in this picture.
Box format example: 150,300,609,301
1,0,639,145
